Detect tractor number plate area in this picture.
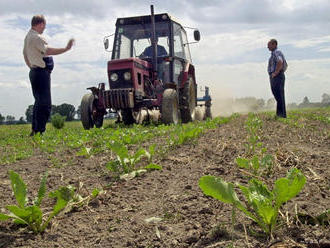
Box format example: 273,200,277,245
104,88,134,109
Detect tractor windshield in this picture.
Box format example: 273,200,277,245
112,22,170,60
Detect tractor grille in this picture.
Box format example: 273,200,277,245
104,88,134,109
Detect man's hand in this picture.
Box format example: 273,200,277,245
271,72,277,78
66,39,75,51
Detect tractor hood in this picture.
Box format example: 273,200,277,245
107,57,151,71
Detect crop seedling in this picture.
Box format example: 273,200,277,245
244,113,263,155
199,168,306,237
0,170,74,233
106,141,157,176
236,151,274,176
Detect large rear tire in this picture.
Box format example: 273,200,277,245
81,93,104,129
162,89,180,124
180,76,196,123
121,109,135,125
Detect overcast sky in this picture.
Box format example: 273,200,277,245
0,0,329,119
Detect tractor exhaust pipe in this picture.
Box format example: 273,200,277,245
150,5,157,81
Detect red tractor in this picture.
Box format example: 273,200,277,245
81,5,211,129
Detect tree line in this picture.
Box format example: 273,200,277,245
0,103,79,125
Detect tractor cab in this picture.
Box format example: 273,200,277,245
107,13,196,85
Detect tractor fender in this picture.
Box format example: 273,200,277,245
180,63,196,89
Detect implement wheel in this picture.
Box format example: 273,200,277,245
203,105,212,120
162,89,180,124
180,76,196,123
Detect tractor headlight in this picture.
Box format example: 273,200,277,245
124,71,131,81
110,73,118,82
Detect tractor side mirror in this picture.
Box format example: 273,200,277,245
103,33,114,52
194,30,200,41
104,38,109,50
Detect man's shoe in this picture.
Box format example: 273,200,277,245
29,130,36,136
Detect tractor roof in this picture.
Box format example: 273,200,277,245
115,13,183,28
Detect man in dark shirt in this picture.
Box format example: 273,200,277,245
267,39,288,118
140,37,167,58
140,37,168,81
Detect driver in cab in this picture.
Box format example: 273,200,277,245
140,36,167,58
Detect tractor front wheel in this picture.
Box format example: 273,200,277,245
161,89,180,124
81,93,104,130
180,76,196,123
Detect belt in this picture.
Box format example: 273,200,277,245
30,66,48,71
31,65,45,69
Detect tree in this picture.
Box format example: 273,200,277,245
321,93,330,104
25,105,34,123
6,115,15,124
302,96,310,104
299,96,311,108
17,117,26,125
52,103,75,121
76,105,81,120
0,113,5,125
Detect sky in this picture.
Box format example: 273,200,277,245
0,0,329,119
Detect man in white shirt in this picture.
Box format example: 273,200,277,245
23,15,74,135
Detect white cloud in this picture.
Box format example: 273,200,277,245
292,35,330,48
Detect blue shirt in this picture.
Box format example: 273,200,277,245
268,49,287,75
141,45,168,58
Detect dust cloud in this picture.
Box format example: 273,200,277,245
210,98,254,117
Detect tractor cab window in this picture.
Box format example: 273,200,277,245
173,23,191,62
112,22,170,60
181,29,191,62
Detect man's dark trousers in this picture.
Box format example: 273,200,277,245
29,68,51,133
270,72,286,118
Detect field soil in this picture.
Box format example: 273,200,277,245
0,114,329,248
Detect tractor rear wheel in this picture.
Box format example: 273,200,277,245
121,109,135,125
81,93,104,129
180,76,196,123
162,88,179,124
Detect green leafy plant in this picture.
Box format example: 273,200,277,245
51,113,66,129
244,113,263,155
0,170,74,233
236,153,274,176
106,141,151,175
199,168,306,237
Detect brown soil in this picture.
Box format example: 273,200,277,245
0,114,329,248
